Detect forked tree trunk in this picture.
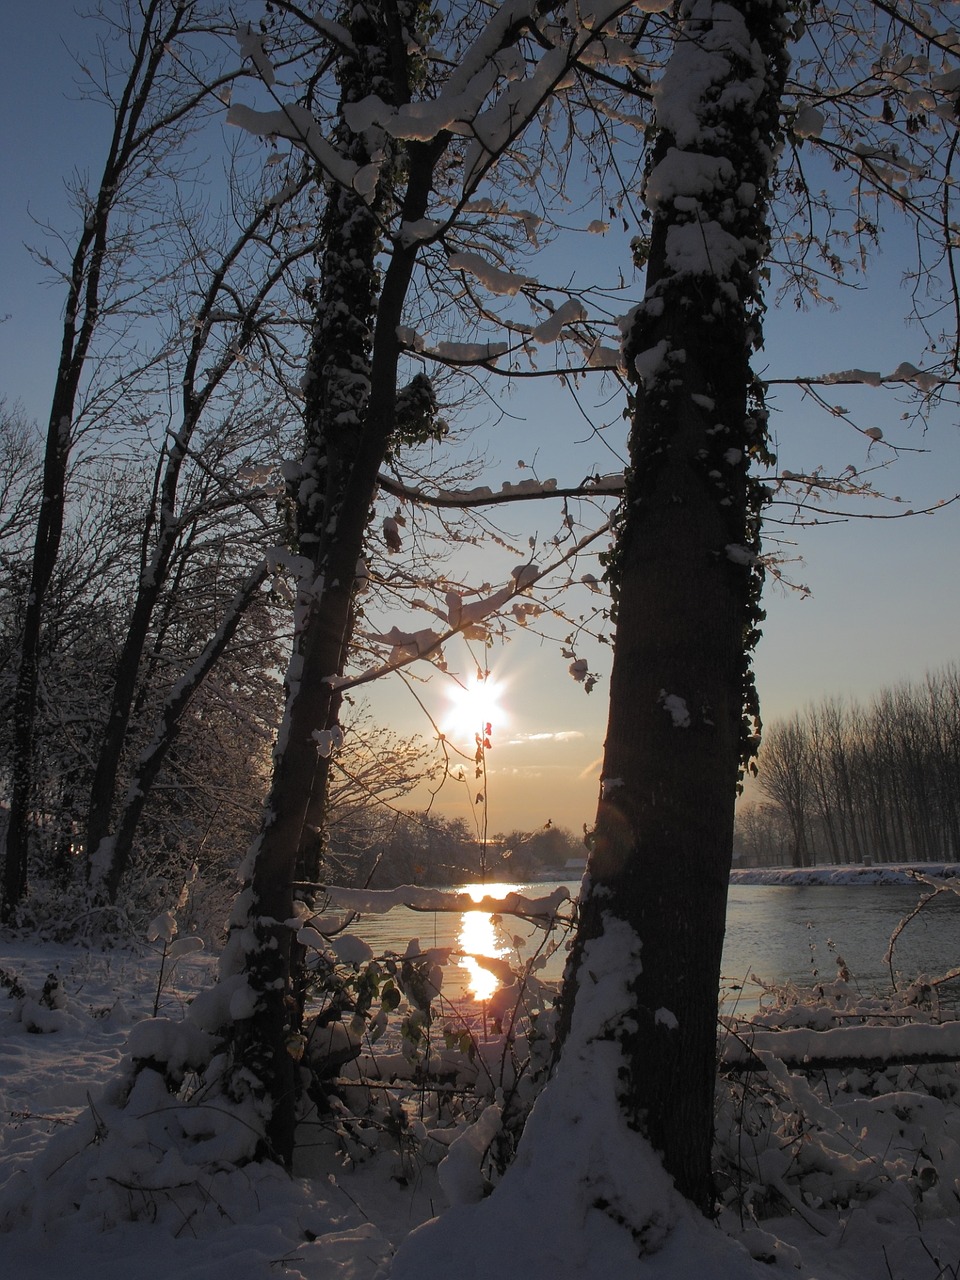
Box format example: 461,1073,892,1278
222,0,436,1166
559,0,788,1213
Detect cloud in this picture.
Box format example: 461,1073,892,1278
505,730,585,746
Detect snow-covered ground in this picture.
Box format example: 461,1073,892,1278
732,863,960,887
2,901,960,1280
0,936,439,1280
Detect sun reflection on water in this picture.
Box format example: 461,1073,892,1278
457,883,519,1001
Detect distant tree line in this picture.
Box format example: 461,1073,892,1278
344,815,584,889
738,665,960,867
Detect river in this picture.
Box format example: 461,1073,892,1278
343,879,960,1012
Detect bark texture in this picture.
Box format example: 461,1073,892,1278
560,0,789,1214
224,0,433,1165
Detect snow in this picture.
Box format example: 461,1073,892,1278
792,105,825,138
660,690,692,728
888,360,944,392
397,218,441,246
4,881,960,1280
582,338,623,369
313,725,344,758
329,934,374,966
652,3,763,150
146,910,177,943
436,1103,502,1206
633,338,670,382
365,625,443,663
586,472,626,491
227,103,380,198
664,220,750,279
511,562,540,590
446,583,514,636
321,883,570,918
235,24,276,87
499,477,558,495
447,250,533,296
391,916,767,1280
645,149,735,213
429,339,508,364
821,368,883,386
724,543,758,566
338,0,576,151
722,1020,960,1069
731,862,960,886
636,0,776,294
530,299,587,344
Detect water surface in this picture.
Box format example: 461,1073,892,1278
345,879,960,1010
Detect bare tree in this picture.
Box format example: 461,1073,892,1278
734,802,790,868
761,671,960,870
83,177,319,901
757,714,816,867
3,0,247,917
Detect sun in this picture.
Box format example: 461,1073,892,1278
443,672,508,741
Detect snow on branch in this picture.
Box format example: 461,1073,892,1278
336,0,668,202
336,517,614,690
235,25,276,87
227,103,380,199
376,471,625,508
447,250,534,296
363,625,444,664
425,340,510,365
530,299,587,344
768,363,947,393
722,1021,960,1072
319,883,570,921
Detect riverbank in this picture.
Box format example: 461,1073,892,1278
731,861,960,886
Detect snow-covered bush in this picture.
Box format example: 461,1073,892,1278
716,964,960,1235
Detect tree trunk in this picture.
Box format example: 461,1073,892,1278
222,0,436,1166
2,387,73,916
216,0,653,1172
559,0,788,1213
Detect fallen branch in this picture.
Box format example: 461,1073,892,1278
720,1020,960,1074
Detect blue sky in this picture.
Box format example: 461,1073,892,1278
2,5,959,839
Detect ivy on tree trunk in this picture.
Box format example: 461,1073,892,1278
221,0,434,1167
559,0,789,1214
